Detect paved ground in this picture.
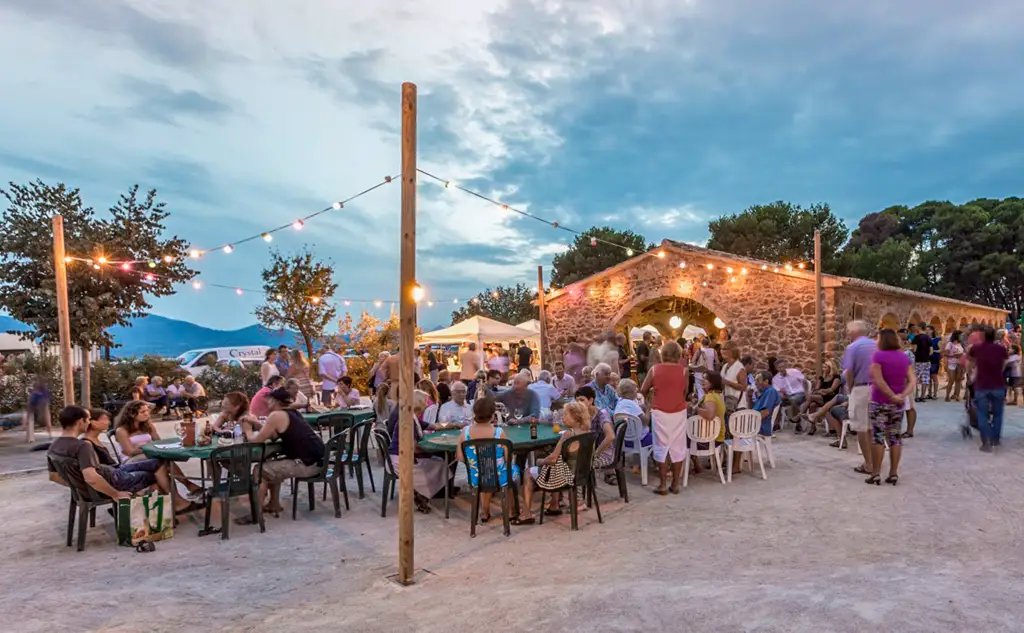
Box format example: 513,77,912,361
2,399,1023,632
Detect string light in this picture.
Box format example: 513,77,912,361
148,261,157,268
453,298,458,304
332,202,343,210
374,300,383,308
590,237,597,247
726,266,734,274
144,273,155,282
261,233,272,242
189,249,202,259
491,291,499,299
730,276,737,283
275,293,283,300
63,256,72,263
120,262,132,271
707,263,714,270
625,249,634,257
785,264,793,272
740,268,748,276
427,301,434,307
411,285,426,303
163,256,174,264
761,265,767,271
235,288,243,295
657,251,665,258
92,263,100,270
311,296,321,304
344,300,351,307
702,281,708,287
292,220,304,230
774,267,780,273
678,262,686,269
223,245,233,254
192,281,202,290
798,262,806,270
97,257,108,265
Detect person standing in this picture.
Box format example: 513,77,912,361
928,326,942,400
640,341,688,495
842,321,878,475
866,329,914,485
968,327,1009,452
426,347,440,384
635,331,652,384
459,343,481,385
944,331,966,402
516,339,533,374
912,324,932,403
288,349,315,401
615,333,631,380
317,344,346,407
260,348,280,387
275,344,290,376
563,340,586,383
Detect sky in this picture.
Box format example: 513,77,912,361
0,0,1022,331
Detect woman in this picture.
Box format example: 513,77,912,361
803,360,841,432
866,329,914,486
641,340,689,495
575,386,616,473
129,376,147,401
373,382,394,429
514,400,587,525
564,341,587,383
242,388,326,517
288,349,315,400
689,339,709,401
581,366,594,384
260,349,280,387
697,372,727,473
426,347,440,383
387,390,447,513
212,392,257,433
456,397,520,523
944,330,966,402
435,370,452,406
115,400,203,499
614,379,653,475
720,342,749,415
1007,344,1022,406
368,352,390,394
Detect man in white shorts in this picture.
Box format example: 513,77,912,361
842,321,878,473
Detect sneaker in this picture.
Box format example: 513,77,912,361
186,489,206,503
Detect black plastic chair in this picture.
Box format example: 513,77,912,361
538,432,603,531
292,431,347,520
601,420,629,503
48,455,118,551
460,437,516,538
105,427,124,466
203,443,266,540
315,412,352,440
340,420,374,499
373,429,398,517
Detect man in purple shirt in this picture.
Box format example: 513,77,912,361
552,360,576,399
968,326,1009,451
841,320,878,472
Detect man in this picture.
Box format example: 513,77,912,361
438,381,473,426
284,378,309,410
635,331,652,382
496,374,540,424
275,344,290,376
47,406,191,511
587,363,619,415
426,346,440,383
615,332,631,379
928,325,942,400
251,375,285,418
182,375,206,412
968,326,1009,452
317,344,346,406
144,376,169,414
752,371,781,438
772,360,807,433
912,323,932,402
460,342,482,385
552,361,576,399
529,370,563,415
842,320,878,472
516,340,533,373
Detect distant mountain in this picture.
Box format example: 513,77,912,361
1,314,300,358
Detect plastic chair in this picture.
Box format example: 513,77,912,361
460,437,516,538
359,396,373,407
339,420,374,499
292,431,347,520
203,443,266,540
373,429,398,517
757,405,781,468
538,433,602,531
601,421,629,502
726,410,766,481
614,412,652,486
105,427,124,466
682,415,725,487
48,455,118,552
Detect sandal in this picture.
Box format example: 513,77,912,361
669,486,680,495
135,541,155,553
853,465,870,474
234,515,259,526
653,487,668,496
510,517,535,525
479,514,491,524
901,432,913,439
543,508,563,516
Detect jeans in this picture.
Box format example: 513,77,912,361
974,388,1006,443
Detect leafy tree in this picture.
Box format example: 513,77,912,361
835,238,926,290
451,283,538,325
329,311,401,392
550,226,652,287
254,249,337,361
706,201,848,270
0,180,194,405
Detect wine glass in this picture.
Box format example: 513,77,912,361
174,422,184,441
513,407,524,426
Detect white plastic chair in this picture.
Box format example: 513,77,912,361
726,410,766,481
359,396,373,407
682,415,725,487
757,405,781,468
422,404,438,426
614,413,652,486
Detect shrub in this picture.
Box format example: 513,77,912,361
200,363,262,398
87,356,189,406
0,352,65,416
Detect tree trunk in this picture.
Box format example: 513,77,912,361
81,352,91,408
302,334,315,375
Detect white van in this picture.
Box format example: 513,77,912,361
176,346,269,377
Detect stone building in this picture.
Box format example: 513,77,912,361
544,239,1007,372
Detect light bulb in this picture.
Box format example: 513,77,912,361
714,317,726,329
679,262,686,269
730,276,737,283
374,300,383,308
774,268,780,273
625,249,634,257
63,256,72,263
344,300,351,307
311,296,321,304
262,233,272,242
223,245,233,254
657,251,665,259
189,249,201,259
702,281,707,287
798,262,806,269
92,264,101,270
740,268,748,275
97,257,108,265
292,219,304,230
726,266,734,274
453,298,458,304
491,292,499,299
761,264,767,271
192,281,202,290
669,316,682,329
163,255,174,263
236,288,243,295
427,301,434,307
120,263,131,271
411,285,426,303
144,273,155,282
275,293,283,300
332,202,343,210
785,264,793,271
148,261,156,268
590,237,597,247
707,263,714,270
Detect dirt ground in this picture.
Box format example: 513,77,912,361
2,399,1023,633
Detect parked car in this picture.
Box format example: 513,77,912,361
176,346,268,377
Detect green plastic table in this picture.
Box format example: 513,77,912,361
302,408,376,429
417,424,562,518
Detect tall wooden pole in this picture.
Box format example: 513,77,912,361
52,215,75,406
397,82,417,586
814,230,823,379
536,266,549,370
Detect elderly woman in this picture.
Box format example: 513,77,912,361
581,365,594,385
587,363,619,415
614,378,653,472
641,341,688,495
575,386,616,477
866,329,914,485
387,390,448,512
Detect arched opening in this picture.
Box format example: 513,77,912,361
945,317,956,336
971,317,979,325
879,312,900,331
929,315,943,335
909,312,923,328
615,296,721,344
959,317,969,329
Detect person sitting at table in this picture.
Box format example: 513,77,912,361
182,375,206,412
435,370,452,406
693,371,727,475
581,365,594,385
438,381,473,427
387,390,448,513
513,399,588,525
335,376,362,408
614,378,652,451
212,392,258,433
457,396,520,523
113,400,204,500
373,382,394,430
129,376,148,402
49,406,197,513
284,378,310,410
144,376,170,415
251,375,285,419
575,385,617,485
496,374,541,424
241,387,326,517
464,369,486,402
552,361,576,399
528,370,562,419
418,379,440,408
166,378,186,413
586,363,620,416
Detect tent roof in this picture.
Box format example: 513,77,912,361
515,319,541,333
419,315,539,344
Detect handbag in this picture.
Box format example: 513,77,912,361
536,457,574,489
117,493,174,546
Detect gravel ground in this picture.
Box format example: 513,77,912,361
1,399,1022,633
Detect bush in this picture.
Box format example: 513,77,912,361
0,352,65,416
86,356,189,406
200,364,262,399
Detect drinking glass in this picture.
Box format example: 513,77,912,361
513,407,524,425
174,422,184,441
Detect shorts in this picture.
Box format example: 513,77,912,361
848,386,872,433
914,362,931,385
262,458,321,484
869,401,903,446
930,362,940,376
110,459,161,493
832,405,849,421
1008,376,1022,388
835,393,849,405
787,393,806,407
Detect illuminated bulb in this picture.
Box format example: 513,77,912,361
774,267,780,273
223,245,233,254
275,293,283,300
332,201,343,210
702,281,707,287
120,262,131,271
785,264,793,272
427,301,434,307
292,219,304,230
189,249,201,259
374,300,383,308
669,316,682,329
344,300,351,307
714,317,726,329
761,264,767,271
192,281,202,290
411,285,426,303
148,261,156,268
491,291,499,299
625,249,634,257
726,266,734,274
163,255,174,263
707,263,714,270
63,256,72,263
144,273,155,282
798,262,806,269
311,296,321,304
657,251,665,259
741,268,748,275
97,257,108,265
236,288,243,295
679,262,686,269
262,233,272,242
590,237,597,247
589,288,596,296
730,276,737,283
452,298,458,304
92,264,101,270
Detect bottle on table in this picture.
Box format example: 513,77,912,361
530,419,538,440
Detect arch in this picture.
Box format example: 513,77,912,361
971,317,979,325
614,295,720,341
959,317,969,328
909,312,923,328
879,312,900,330
929,315,943,334
945,317,957,336
609,283,731,338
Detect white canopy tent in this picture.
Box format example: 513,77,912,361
515,319,541,334
419,316,541,375
629,325,660,340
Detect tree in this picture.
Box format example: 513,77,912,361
254,249,337,361
450,283,538,325
550,226,652,287
706,201,848,270
0,180,194,405
329,311,403,392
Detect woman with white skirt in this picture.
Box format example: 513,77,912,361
641,340,690,495
387,390,449,512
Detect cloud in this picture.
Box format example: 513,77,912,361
91,77,236,126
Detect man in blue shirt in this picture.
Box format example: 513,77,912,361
587,362,619,415
753,371,781,436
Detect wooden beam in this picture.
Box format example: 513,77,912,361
814,230,823,378
52,215,75,407
536,266,548,369
397,81,417,586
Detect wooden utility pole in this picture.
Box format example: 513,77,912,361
52,215,75,406
396,81,417,586
536,266,549,369
814,230,823,379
